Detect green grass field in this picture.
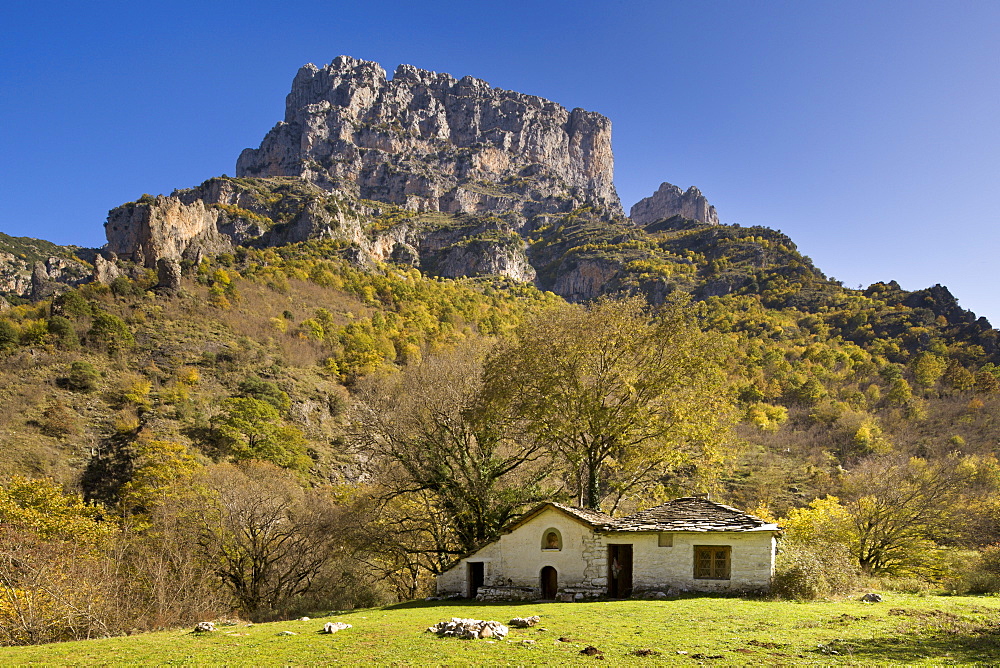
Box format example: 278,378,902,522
3,593,1000,665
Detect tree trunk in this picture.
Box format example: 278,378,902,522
584,459,601,510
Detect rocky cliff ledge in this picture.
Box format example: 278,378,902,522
630,182,719,226
237,56,622,219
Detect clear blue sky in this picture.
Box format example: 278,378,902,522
2,1,998,323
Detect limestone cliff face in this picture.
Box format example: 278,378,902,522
237,56,622,219
630,182,719,226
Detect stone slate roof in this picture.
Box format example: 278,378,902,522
505,502,616,532
548,502,616,528
608,497,778,533
504,497,778,535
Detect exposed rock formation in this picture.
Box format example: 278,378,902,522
155,258,182,294
237,56,622,219
630,182,719,226
0,250,91,301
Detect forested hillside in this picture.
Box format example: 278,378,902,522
3,55,1000,645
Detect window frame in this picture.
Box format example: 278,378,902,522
541,528,562,551
693,545,731,580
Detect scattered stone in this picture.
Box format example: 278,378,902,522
558,637,573,643
557,592,575,602
521,639,536,645
298,617,310,622
676,650,688,655
216,618,242,627
277,630,297,636
630,648,661,656
691,653,724,659
508,616,541,628
861,593,883,603
427,617,508,640
193,621,215,633
321,622,352,634
574,592,585,601
580,645,604,658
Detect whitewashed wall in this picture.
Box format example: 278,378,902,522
436,506,777,597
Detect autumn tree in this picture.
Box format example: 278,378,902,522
353,340,550,566
196,462,359,619
484,296,731,510
842,454,988,574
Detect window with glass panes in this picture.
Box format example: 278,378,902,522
693,545,731,579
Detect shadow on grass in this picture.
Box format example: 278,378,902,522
820,621,1000,663
381,598,545,611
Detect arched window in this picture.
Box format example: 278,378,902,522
541,528,562,550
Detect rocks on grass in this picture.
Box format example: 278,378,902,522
193,621,215,633
321,621,352,634
427,617,508,640
861,593,883,603
508,615,541,628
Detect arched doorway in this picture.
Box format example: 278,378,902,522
540,566,558,599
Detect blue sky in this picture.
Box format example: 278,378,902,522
2,1,998,322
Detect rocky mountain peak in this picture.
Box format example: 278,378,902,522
238,57,622,219
630,182,719,226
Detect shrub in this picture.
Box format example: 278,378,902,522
67,361,101,392
772,541,861,600
942,546,1000,594
46,316,78,348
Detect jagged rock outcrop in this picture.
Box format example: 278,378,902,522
237,56,622,219
155,258,182,294
0,247,92,301
104,176,537,282
630,182,719,226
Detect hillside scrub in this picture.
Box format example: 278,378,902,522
0,240,999,642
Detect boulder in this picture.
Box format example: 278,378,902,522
193,621,215,633
508,616,541,628
321,621,352,634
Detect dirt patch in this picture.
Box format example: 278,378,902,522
747,639,784,649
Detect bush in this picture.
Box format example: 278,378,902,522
941,546,1000,594
772,541,861,600
47,316,78,348
67,361,101,392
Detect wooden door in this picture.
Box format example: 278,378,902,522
540,566,558,599
608,544,634,598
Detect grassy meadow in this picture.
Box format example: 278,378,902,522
3,593,1000,665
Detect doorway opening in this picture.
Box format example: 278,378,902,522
540,566,558,599
467,562,484,598
607,544,633,598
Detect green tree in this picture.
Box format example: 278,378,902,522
214,398,310,471
236,376,291,413
67,361,100,392
484,296,731,510
87,311,134,353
